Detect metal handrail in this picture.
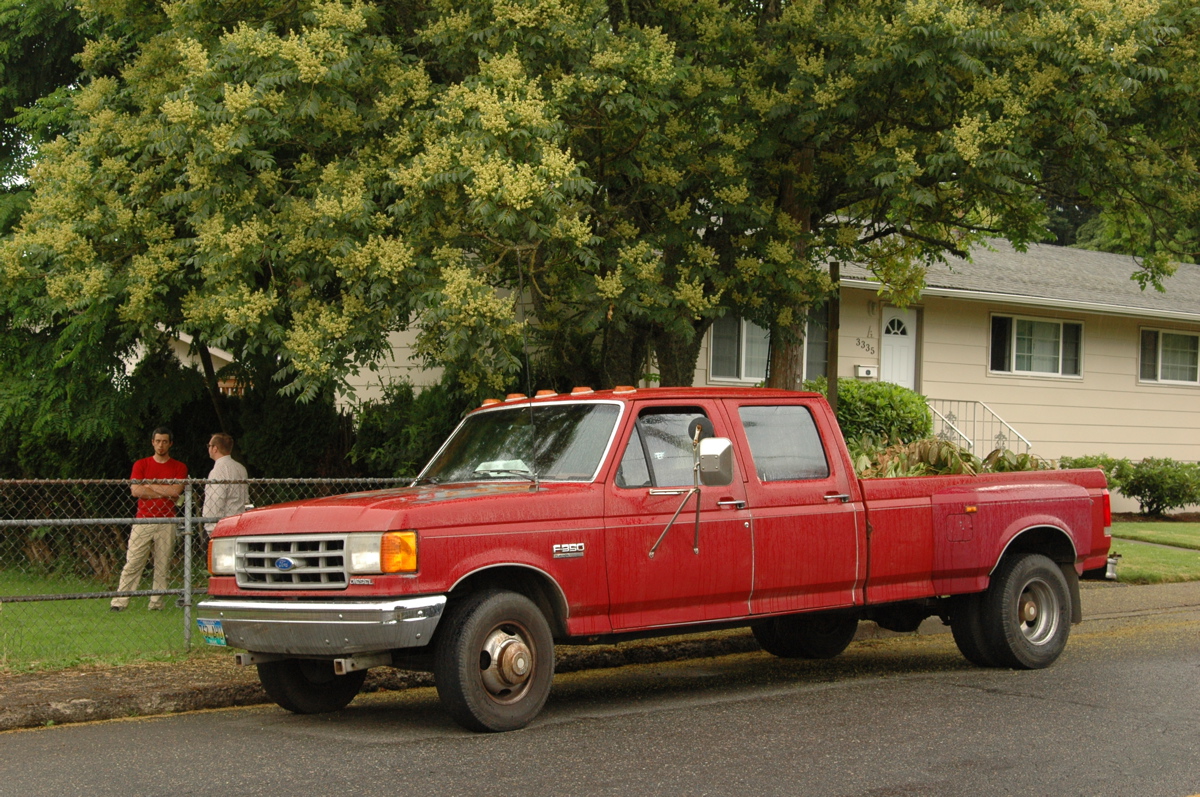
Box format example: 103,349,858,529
926,398,1032,455
927,404,973,449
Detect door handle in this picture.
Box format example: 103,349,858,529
823,493,851,503
717,499,747,509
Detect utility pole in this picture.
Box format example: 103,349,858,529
826,260,840,415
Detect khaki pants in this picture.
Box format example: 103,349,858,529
111,522,176,610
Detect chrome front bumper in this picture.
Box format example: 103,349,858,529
196,595,446,655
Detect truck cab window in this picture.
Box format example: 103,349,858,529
616,408,708,488
739,405,830,481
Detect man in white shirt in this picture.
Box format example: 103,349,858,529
203,433,250,534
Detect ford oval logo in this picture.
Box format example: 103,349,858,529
274,557,297,571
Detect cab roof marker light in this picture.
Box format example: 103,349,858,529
613,385,636,394
480,398,503,407
505,393,528,402
535,390,557,398
571,386,594,395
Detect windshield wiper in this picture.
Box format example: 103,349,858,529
474,468,536,482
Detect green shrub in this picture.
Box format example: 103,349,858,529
850,436,1049,478
1058,454,1133,489
1061,454,1200,516
1119,458,1200,516
803,377,933,442
982,448,1051,473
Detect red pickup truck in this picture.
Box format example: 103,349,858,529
197,387,1112,732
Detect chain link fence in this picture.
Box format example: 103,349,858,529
0,477,408,670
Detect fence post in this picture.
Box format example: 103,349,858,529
183,480,193,648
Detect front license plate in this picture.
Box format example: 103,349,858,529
197,618,227,647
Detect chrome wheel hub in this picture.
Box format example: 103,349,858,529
479,625,533,699
1017,578,1059,646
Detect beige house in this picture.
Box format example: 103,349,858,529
697,240,1200,510
360,240,1199,483
343,331,442,405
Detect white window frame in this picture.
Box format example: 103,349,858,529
1139,328,1200,385
989,314,1083,378
709,316,770,382
709,316,828,383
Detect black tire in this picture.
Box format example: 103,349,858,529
752,611,859,659
257,658,367,714
949,592,999,667
433,590,555,732
981,553,1072,669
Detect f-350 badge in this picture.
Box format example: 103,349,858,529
552,542,585,559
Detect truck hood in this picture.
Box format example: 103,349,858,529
211,481,601,536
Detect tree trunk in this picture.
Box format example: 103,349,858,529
600,317,652,388
652,320,711,387
767,147,816,391
767,325,806,390
196,340,231,434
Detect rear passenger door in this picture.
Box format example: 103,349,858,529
604,404,753,629
731,401,865,615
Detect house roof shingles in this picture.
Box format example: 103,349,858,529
840,239,1200,321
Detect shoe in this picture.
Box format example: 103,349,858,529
110,606,124,612
148,606,163,611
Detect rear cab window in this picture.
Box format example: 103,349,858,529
737,404,830,482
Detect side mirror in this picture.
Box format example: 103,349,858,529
698,437,734,486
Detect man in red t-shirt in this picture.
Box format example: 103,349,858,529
111,427,189,611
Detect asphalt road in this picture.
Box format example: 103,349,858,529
3,612,1199,797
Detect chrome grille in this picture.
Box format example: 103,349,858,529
235,535,347,589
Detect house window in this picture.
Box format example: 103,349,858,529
990,315,1081,377
710,314,827,382
1140,329,1200,384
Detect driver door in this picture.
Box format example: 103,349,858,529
604,404,752,630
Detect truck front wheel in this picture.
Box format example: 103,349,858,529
434,590,555,732
256,658,367,714
981,553,1072,669
752,611,859,659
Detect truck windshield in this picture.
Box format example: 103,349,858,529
418,403,621,484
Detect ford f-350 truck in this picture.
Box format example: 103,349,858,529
197,387,1112,732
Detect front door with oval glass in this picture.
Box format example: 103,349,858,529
880,307,917,390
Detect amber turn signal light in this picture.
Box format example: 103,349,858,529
381,531,418,573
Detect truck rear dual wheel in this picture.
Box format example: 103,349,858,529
982,553,1072,669
949,592,998,667
434,590,555,733
952,553,1071,670
752,611,859,659
257,658,367,714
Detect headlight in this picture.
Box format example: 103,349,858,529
348,531,418,574
208,538,236,575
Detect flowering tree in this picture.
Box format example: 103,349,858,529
3,0,1197,430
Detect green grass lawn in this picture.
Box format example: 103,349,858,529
4,525,1199,671
1110,521,1200,551
0,568,206,672
1110,522,1200,585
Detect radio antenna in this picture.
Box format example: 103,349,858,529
515,250,539,490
